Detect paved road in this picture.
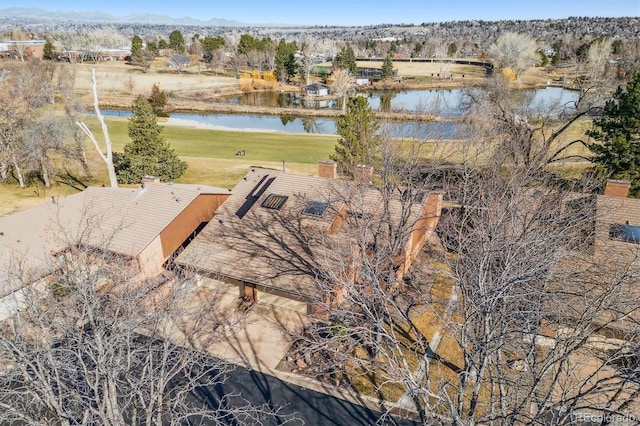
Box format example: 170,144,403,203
194,365,420,425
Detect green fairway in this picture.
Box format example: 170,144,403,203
0,117,338,216
98,118,337,164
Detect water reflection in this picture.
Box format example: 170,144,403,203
98,108,461,138
219,87,579,116
167,112,461,138
98,86,574,139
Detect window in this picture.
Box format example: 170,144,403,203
302,201,330,217
261,194,288,210
609,223,640,244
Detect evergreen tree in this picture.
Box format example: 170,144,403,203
381,55,394,79
447,42,458,57
168,30,185,53
274,39,297,82
130,35,156,72
330,96,381,176
202,36,225,63
114,97,186,184
538,50,549,67
145,40,159,57
147,84,168,117
333,46,357,75
588,72,640,196
130,35,143,59
43,40,55,60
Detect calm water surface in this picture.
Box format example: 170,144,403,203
219,87,579,115
101,87,576,137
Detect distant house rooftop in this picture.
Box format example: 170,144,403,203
167,54,190,68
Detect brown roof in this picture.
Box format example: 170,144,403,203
176,167,435,300
0,183,229,297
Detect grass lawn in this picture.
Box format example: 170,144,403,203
0,114,595,216
0,117,338,215
99,118,337,162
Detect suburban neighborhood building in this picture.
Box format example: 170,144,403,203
304,82,330,97
0,182,231,318
561,179,640,265
176,162,443,316
0,39,45,60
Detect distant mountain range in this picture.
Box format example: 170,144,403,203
0,7,246,26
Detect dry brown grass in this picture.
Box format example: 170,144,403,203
71,61,240,107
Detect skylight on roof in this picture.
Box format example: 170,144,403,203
302,201,330,217
261,194,288,210
609,223,640,244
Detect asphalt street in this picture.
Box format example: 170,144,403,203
195,365,420,425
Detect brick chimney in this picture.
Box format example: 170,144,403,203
604,179,631,198
318,160,337,178
354,165,373,184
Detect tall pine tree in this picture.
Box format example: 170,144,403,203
333,46,357,75
274,39,297,83
588,72,640,196
381,55,394,79
330,96,381,176
114,96,186,184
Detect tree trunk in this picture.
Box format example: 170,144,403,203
0,160,7,181
77,69,118,188
12,153,24,188
41,159,50,188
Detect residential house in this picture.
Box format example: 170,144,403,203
176,162,443,315
0,39,45,60
566,180,640,264
304,82,330,97
167,54,190,69
0,182,231,319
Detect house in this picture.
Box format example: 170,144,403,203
0,39,45,60
565,180,640,264
167,54,190,69
304,82,330,97
0,182,231,319
176,162,443,315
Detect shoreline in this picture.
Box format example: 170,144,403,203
162,117,294,134
97,79,558,122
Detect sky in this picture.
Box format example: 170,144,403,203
3,0,639,25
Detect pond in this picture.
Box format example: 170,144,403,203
99,86,576,138
218,87,579,115
101,110,462,138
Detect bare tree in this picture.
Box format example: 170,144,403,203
427,139,640,425
76,69,118,188
488,32,539,79
285,124,640,424
56,30,83,63
0,61,56,187
21,116,70,188
330,68,355,112
298,40,317,86
57,64,90,171
587,38,613,81
0,89,27,186
460,71,613,176
82,27,129,64
8,28,32,62
0,241,286,425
